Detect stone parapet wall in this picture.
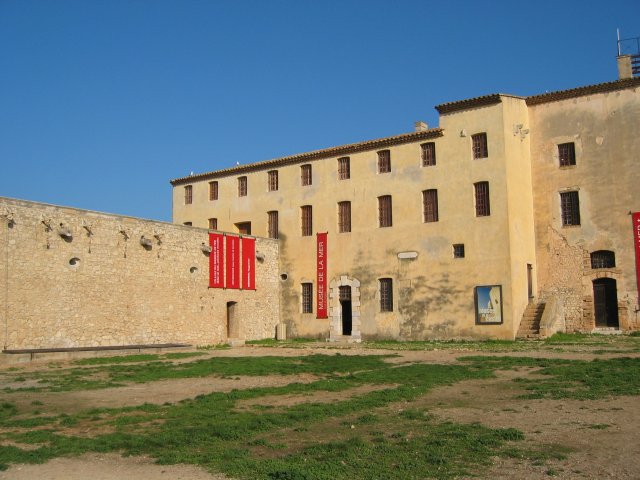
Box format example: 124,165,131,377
0,197,279,350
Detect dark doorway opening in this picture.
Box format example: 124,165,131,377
339,286,352,336
226,301,239,338
593,278,619,328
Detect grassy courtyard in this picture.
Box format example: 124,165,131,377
0,334,639,479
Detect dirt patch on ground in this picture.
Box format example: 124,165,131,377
0,453,230,480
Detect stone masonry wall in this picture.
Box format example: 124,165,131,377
0,197,279,350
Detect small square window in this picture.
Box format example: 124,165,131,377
558,143,576,167
377,150,391,173
208,218,217,230
235,222,251,235
472,133,488,159
453,244,465,258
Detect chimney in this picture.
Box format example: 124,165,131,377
617,55,633,79
414,121,428,132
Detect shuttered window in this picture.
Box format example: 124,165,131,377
301,205,313,236
338,201,351,233
422,189,439,223
472,133,488,159
378,195,392,227
421,142,436,166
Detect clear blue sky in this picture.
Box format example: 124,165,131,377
1,0,638,222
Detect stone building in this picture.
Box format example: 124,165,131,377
0,197,280,351
172,70,640,340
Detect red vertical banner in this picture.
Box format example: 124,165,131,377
633,212,640,305
317,232,328,319
242,237,256,290
209,233,224,288
226,235,240,290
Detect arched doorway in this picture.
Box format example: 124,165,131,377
339,286,352,335
593,278,619,328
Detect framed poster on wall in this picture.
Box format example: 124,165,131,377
474,285,503,324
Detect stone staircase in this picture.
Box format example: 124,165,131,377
516,303,545,339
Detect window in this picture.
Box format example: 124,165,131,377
591,250,615,269
421,142,436,166
268,170,278,191
453,244,465,258
301,205,313,236
183,221,192,226
378,195,392,227
472,133,488,159
209,181,218,201
338,201,351,233
379,278,393,312
235,222,251,235
268,211,279,239
301,164,312,186
238,177,247,197
474,182,490,217
301,283,313,313
184,185,193,205
377,150,391,173
558,142,576,167
338,157,350,180
422,189,439,223
208,218,218,230
560,191,580,226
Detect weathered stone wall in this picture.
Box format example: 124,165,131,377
0,197,279,350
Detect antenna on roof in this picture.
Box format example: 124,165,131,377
618,28,621,56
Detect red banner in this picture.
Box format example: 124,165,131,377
317,233,328,319
226,235,240,290
209,233,224,289
242,237,256,290
633,212,640,305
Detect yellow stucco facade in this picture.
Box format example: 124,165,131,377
172,77,640,340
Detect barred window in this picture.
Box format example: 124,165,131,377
209,181,218,201
301,205,313,236
338,157,350,180
453,244,465,258
560,191,580,226
236,222,251,235
474,182,490,217
378,150,391,173
184,185,193,205
301,164,312,186
422,189,439,223
238,176,247,197
268,170,278,191
267,211,279,239
558,142,576,167
301,283,313,313
472,133,488,159
338,201,351,233
590,250,615,269
378,195,392,227
421,142,436,167
379,278,393,312
208,218,218,230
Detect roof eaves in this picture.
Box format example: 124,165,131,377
170,127,444,186
526,77,640,105
435,93,524,115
